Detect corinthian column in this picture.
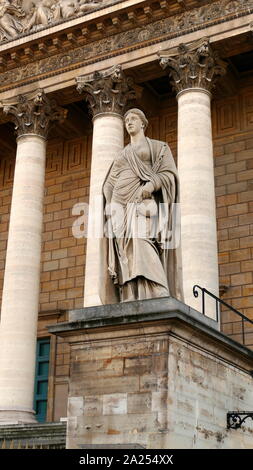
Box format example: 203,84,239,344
159,38,227,318
76,65,135,307
0,91,67,424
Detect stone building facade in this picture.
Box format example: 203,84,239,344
0,0,253,448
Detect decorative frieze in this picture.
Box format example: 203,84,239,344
0,0,106,42
1,90,67,138
0,0,251,90
0,0,250,89
159,37,228,94
76,65,136,117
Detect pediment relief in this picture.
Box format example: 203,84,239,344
0,0,252,45
0,0,110,41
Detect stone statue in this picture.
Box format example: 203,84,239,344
51,0,102,20
78,0,102,12
0,0,25,40
0,0,106,40
103,108,182,302
52,0,78,20
24,0,54,31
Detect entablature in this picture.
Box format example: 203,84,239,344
0,0,204,53
0,0,252,98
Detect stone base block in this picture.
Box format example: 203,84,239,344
0,422,66,449
49,297,253,449
0,409,37,425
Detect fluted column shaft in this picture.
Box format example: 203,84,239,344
159,38,227,318
84,113,124,306
177,88,219,317
0,91,66,424
0,134,46,424
76,65,135,307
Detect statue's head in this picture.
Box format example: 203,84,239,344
124,108,148,134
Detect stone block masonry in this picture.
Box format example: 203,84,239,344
0,136,91,314
0,87,253,423
41,136,91,312
49,298,253,449
213,88,253,347
0,90,252,323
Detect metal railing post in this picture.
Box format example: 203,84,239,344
192,285,253,347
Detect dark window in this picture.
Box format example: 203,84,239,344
34,338,50,423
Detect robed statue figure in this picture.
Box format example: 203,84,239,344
103,108,182,302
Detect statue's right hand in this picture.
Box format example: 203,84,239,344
142,181,154,199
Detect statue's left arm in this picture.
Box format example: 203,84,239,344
148,142,178,203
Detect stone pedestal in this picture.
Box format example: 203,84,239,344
49,298,253,449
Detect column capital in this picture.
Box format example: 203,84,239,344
1,90,67,139
158,37,227,95
76,65,136,118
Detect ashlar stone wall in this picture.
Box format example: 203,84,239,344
52,302,253,449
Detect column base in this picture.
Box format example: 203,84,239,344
0,409,37,425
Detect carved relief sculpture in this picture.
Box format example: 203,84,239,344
0,0,251,45
24,0,54,31
0,0,105,40
0,0,25,40
78,0,102,13
103,108,183,302
52,0,78,20
0,0,249,89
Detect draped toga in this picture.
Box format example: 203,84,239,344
103,137,183,302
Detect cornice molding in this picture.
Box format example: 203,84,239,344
0,0,191,50
0,0,251,92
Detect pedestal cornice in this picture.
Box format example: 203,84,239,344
47,297,253,367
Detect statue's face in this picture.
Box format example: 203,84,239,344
125,112,143,136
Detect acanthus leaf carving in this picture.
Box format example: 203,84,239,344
1,89,68,138
159,37,228,94
0,0,251,88
76,65,136,117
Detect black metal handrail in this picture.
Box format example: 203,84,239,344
227,411,253,429
193,285,253,345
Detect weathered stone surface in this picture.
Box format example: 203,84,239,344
1,89,67,138
76,65,136,117
103,393,127,415
83,396,103,417
0,422,66,449
159,37,227,94
50,299,253,449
